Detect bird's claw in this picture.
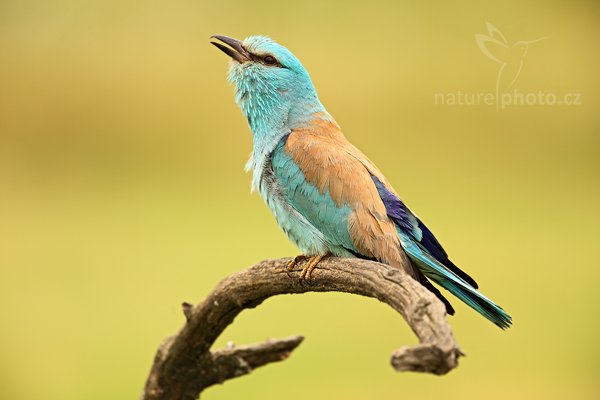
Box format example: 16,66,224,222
300,255,325,280
287,254,327,280
287,255,308,271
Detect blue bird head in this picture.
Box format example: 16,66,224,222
211,35,326,137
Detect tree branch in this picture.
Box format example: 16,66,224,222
141,257,463,400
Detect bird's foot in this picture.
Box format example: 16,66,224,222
300,255,326,280
287,254,328,280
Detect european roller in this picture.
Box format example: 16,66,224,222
211,35,512,329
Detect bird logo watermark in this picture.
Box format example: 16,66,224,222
434,22,582,109
475,22,547,99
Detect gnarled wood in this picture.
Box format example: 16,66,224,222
141,257,463,400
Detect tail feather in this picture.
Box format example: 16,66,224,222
397,230,512,329
444,281,512,329
416,218,479,289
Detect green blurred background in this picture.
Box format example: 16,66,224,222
1,1,598,399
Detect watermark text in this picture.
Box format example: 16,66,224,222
434,90,582,108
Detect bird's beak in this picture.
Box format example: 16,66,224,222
210,35,250,64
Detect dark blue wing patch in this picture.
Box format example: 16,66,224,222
371,175,417,235
371,175,478,289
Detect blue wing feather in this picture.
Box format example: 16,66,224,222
372,175,511,329
397,229,512,329
372,176,478,288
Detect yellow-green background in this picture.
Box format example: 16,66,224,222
1,1,598,399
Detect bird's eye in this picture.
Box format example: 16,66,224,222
263,55,277,65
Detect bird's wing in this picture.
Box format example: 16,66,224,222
271,118,462,313
371,175,478,288
271,117,511,328
270,117,408,268
271,117,463,274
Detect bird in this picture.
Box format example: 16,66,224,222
211,34,512,329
